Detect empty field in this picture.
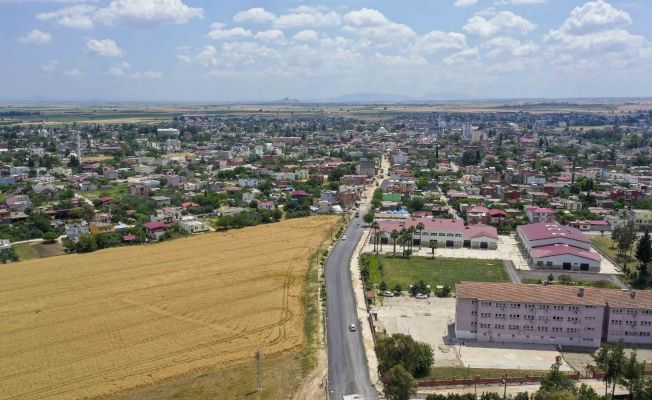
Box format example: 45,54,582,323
362,254,508,290
0,216,337,400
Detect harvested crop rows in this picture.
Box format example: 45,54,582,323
0,216,337,400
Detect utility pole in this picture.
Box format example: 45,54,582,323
255,348,264,392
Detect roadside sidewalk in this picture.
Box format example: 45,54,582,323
349,227,382,393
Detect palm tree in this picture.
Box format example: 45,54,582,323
408,226,416,251
416,222,425,250
398,228,407,253
429,240,437,259
374,231,383,254
370,221,380,252
391,229,399,257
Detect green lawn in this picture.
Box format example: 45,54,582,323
590,236,633,269
361,254,508,291
427,367,546,381
83,183,128,200
13,243,37,261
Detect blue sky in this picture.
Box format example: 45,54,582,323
1,0,652,101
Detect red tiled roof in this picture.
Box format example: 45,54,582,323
518,222,590,244
377,218,498,240
378,218,464,233
464,224,499,239
143,221,167,230
531,244,602,262
456,281,652,309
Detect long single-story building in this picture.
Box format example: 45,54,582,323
376,218,498,249
517,222,601,272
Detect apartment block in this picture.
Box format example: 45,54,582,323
456,282,652,347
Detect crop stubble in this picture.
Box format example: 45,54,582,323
0,216,337,400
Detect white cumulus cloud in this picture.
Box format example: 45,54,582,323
36,4,95,29
233,8,276,24
86,38,123,57
411,31,468,54
342,8,415,41
454,0,478,7
254,29,285,43
556,0,631,35
41,60,59,72
463,10,536,37
273,8,341,28
130,70,163,79
292,30,319,42
96,0,203,26
207,23,252,40
17,29,52,45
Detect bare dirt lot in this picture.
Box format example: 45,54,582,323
375,297,572,372
0,216,337,400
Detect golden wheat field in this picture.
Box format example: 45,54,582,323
0,216,337,400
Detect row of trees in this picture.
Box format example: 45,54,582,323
215,208,282,230
612,224,651,287
369,222,439,259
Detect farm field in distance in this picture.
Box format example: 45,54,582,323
362,254,508,291
0,216,337,400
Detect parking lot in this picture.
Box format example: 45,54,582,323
374,296,572,371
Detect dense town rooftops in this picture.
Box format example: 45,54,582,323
456,281,652,309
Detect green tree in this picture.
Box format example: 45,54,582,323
533,391,576,400
376,333,434,378
75,234,97,253
391,229,399,257
538,356,576,394
594,341,626,397
416,222,425,250
635,230,651,267
364,211,375,225
393,284,402,295
42,231,60,243
576,383,600,400
381,364,417,400
617,222,636,259
429,240,437,259
620,349,645,398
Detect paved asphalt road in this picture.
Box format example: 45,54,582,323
326,207,379,400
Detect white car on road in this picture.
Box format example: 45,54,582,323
415,293,428,299
349,323,356,332
341,235,347,241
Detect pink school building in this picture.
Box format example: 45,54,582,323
455,282,652,347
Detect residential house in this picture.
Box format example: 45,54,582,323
143,221,168,241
